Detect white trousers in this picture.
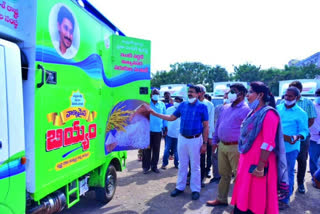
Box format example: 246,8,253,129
176,134,203,193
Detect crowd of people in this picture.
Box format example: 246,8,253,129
139,80,320,214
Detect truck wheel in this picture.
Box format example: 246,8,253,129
95,164,117,204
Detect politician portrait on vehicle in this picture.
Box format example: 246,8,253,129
49,3,80,59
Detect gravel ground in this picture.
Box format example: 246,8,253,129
62,141,320,214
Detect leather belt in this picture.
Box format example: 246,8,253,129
221,141,238,145
182,133,201,139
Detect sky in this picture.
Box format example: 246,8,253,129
88,0,320,74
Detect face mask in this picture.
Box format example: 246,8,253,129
188,97,197,103
249,99,259,110
285,99,296,106
173,102,180,108
316,97,320,105
228,93,237,103
152,94,159,101
223,99,230,104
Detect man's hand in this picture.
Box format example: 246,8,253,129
200,144,207,154
212,144,218,153
163,127,168,137
252,167,264,177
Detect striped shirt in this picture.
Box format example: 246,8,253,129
297,97,317,119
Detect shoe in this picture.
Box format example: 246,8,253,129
152,168,160,173
298,184,305,194
170,188,184,197
206,171,211,178
210,177,221,183
143,169,150,174
161,165,167,170
191,192,200,200
201,181,205,188
206,199,228,207
174,165,179,169
278,201,290,210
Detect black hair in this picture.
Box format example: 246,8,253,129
230,83,248,95
289,81,303,92
316,88,320,96
164,91,170,95
175,96,183,102
286,86,300,97
188,85,201,93
250,81,276,108
204,94,212,101
57,6,75,29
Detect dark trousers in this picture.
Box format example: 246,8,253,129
297,135,311,185
142,132,162,170
200,144,212,180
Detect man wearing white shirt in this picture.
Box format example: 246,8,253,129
309,89,320,187
161,97,183,169
197,84,215,185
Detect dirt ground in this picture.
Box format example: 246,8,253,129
62,141,320,214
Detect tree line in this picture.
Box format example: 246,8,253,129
151,62,320,96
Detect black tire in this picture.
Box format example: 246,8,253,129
95,164,117,204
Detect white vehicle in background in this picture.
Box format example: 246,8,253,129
279,79,320,99
160,84,188,100
213,81,248,97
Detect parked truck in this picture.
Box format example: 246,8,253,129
279,79,320,97
213,81,248,97
0,0,150,213
160,84,188,100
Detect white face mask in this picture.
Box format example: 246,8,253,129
228,93,237,103
285,99,296,106
188,97,197,103
173,102,180,108
152,94,159,101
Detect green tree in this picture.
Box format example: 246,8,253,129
233,63,261,82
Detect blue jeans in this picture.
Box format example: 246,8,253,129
162,136,179,167
281,150,299,204
309,140,320,177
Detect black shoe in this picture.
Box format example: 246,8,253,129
201,181,205,188
298,184,305,194
210,177,221,183
206,171,211,178
143,169,150,174
161,165,167,170
171,188,184,197
278,201,290,210
191,192,200,200
152,168,160,173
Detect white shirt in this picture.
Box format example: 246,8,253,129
310,102,320,144
167,106,180,138
200,99,215,139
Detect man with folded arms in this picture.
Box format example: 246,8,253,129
145,85,208,200
207,83,250,206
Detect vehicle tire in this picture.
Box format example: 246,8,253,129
95,164,117,204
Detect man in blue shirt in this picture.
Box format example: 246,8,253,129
277,87,308,210
289,81,317,193
146,85,208,200
143,89,167,174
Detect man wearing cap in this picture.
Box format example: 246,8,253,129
145,85,208,200
207,83,250,206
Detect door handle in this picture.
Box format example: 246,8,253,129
37,64,45,88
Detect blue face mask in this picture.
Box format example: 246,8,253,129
248,99,259,110
316,97,320,104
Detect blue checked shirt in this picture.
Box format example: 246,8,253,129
296,97,317,119
150,100,167,132
173,100,208,136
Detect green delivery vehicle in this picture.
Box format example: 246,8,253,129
0,0,151,213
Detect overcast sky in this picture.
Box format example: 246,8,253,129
89,0,320,73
